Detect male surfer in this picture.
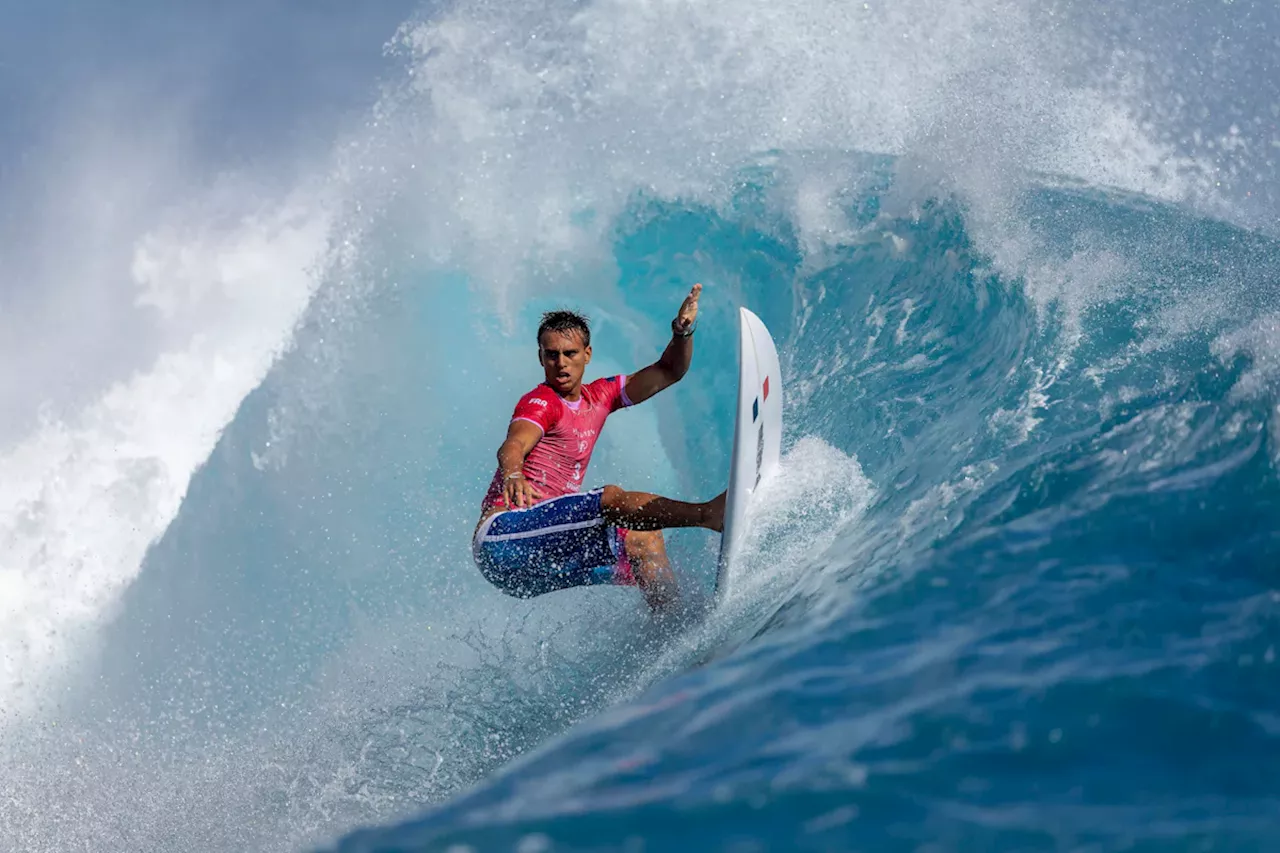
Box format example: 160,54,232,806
473,284,724,612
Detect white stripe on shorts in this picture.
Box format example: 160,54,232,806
481,517,605,543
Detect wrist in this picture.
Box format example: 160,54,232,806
504,471,524,481
672,318,696,338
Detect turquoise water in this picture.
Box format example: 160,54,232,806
5,1,1280,851
326,170,1280,852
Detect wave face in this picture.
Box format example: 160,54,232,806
5,0,1280,851
329,180,1280,852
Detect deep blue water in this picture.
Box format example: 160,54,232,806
5,1,1280,852
320,172,1280,852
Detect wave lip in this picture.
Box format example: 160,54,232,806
0,197,330,723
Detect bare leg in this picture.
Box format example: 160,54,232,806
624,530,679,612
600,485,726,532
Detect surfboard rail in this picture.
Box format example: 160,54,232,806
715,307,783,600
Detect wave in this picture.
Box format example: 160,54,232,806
5,0,1280,851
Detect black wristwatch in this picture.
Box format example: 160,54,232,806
672,318,697,338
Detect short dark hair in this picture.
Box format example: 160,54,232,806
537,310,591,348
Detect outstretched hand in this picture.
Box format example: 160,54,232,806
673,283,701,336
625,283,702,406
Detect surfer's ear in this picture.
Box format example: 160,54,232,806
584,344,592,364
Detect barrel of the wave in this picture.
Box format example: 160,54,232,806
715,307,783,601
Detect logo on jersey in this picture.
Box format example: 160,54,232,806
528,397,548,408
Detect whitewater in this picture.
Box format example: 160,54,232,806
3,0,1280,850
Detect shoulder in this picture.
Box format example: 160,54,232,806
511,384,562,427
517,384,558,409
583,375,623,400
585,375,631,411
584,375,620,394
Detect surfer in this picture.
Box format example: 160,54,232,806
473,284,725,612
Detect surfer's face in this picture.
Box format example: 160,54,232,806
538,330,592,396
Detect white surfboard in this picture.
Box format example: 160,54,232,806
715,307,783,600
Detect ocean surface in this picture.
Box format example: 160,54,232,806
3,1,1280,851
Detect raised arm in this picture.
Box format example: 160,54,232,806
496,419,544,508
624,284,701,406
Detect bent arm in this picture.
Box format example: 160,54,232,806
497,419,544,477
624,284,701,406
496,419,545,508
624,332,693,406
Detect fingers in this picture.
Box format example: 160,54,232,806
507,480,539,509
683,283,702,311
676,283,702,330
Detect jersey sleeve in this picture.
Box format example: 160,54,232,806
511,388,560,433
595,374,633,413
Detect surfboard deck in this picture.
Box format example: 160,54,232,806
715,307,782,601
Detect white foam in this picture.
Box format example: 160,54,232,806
898,461,997,547
628,437,875,686
0,195,331,722
372,0,1239,337
1213,313,1280,403
726,436,875,601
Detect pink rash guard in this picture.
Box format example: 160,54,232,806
482,374,633,512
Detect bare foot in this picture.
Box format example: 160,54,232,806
702,491,727,532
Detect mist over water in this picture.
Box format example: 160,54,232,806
4,1,1280,851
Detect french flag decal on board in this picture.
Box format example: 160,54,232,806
752,377,771,423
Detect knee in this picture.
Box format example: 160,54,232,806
624,528,665,558
600,484,624,508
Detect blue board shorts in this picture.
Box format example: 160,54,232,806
472,488,636,598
